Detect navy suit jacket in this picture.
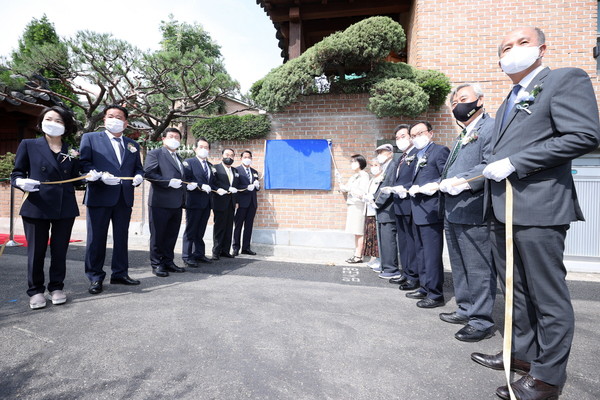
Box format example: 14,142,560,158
211,163,242,212
144,147,186,209
410,142,450,225
393,147,418,216
235,165,260,209
79,131,144,207
374,158,399,224
11,137,80,220
183,157,216,209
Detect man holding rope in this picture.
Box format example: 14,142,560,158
471,27,600,399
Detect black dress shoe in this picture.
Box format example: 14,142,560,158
454,324,493,342
211,254,220,261
220,252,235,258
405,290,427,299
89,281,103,295
196,256,212,264
165,263,185,273
439,311,469,325
152,266,169,277
470,351,531,374
232,249,239,256
110,275,140,285
496,374,561,400
242,249,256,255
399,281,420,291
389,275,407,284
416,298,445,308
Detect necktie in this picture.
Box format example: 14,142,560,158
113,137,124,164
172,152,182,173
396,152,408,178
246,167,252,182
202,160,209,181
501,84,522,129
226,167,233,185
441,129,466,179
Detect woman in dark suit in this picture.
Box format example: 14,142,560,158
11,106,80,310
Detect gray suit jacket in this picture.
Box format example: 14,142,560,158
485,67,600,226
444,113,494,225
374,158,399,223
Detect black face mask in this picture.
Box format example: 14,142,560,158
223,157,234,166
452,99,482,122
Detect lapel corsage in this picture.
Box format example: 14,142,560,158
253,172,259,178
417,154,428,169
211,166,217,174
405,155,416,165
514,84,542,115
127,142,138,153
182,161,190,168
461,131,479,146
233,171,239,178
58,148,79,163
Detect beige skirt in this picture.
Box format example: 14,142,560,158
345,203,366,235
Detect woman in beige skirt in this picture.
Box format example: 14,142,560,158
337,154,370,263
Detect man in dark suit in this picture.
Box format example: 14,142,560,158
144,128,187,277
79,104,144,294
438,83,496,342
406,121,449,309
471,28,600,400
182,137,216,267
233,150,260,256
381,124,418,288
211,148,241,260
370,144,402,280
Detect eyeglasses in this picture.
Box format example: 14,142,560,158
410,130,429,138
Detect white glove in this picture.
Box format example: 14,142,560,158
168,178,182,189
447,178,470,196
419,182,440,196
247,184,255,191
398,190,408,199
228,186,238,194
438,178,455,193
15,178,40,192
216,188,227,196
86,169,102,182
186,182,198,191
483,158,516,182
132,174,144,187
380,186,392,195
101,172,121,185
408,185,420,197
339,183,349,192
364,193,375,202
254,180,260,190
201,184,211,193
391,185,406,195
335,170,342,182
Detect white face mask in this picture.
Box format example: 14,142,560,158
164,138,180,150
370,166,381,175
376,154,388,164
350,161,359,171
413,135,430,150
105,118,125,134
196,148,209,159
42,121,65,137
396,138,410,152
242,158,252,167
500,45,541,75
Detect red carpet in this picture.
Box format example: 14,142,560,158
0,234,82,247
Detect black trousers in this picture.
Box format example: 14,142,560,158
182,207,211,261
233,204,257,252
212,207,234,256
22,216,75,296
413,222,444,301
395,213,418,281
149,206,182,268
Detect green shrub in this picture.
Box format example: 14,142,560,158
415,69,452,108
191,114,271,142
368,79,429,118
0,152,16,182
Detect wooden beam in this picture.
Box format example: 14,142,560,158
289,19,303,59
268,0,409,23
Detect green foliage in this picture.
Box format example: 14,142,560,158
191,114,270,142
251,16,451,118
0,153,16,181
415,69,452,108
368,79,429,118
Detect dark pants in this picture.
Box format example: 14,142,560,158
413,222,444,301
212,207,235,256
490,218,572,387
395,213,418,281
377,220,399,274
445,220,496,330
22,216,75,296
149,206,182,268
182,206,211,261
85,193,132,282
233,205,257,252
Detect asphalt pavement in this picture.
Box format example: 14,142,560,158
1,243,599,400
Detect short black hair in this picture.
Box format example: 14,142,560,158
351,154,367,170
196,137,211,149
393,124,410,135
38,106,76,135
409,121,433,132
241,150,252,158
103,104,129,119
162,127,182,138
222,147,235,155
